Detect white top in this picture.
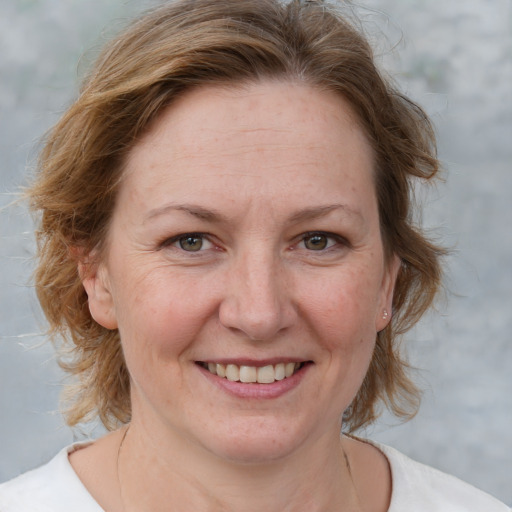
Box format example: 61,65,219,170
0,442,509,511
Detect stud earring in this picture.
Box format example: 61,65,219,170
382,309,389,320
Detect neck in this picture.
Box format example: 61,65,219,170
117,419,361,512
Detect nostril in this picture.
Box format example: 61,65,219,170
218,304,288,342
217,268,297,342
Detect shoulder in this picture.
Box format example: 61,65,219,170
0,443,103,512
374,442,511,512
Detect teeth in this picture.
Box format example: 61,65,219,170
203,361,304,384
240,366,257,383
257,365,275,384
274,363,285,381
225,364,239,381
216,363,226,378
285,362,296,377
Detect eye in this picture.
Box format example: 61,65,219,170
163,233,214,252
178,235,204,252
301,232,340,251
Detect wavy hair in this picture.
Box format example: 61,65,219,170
29,0,444,431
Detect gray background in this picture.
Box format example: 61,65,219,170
1,0,511,505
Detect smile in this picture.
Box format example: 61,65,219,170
198,362,306,384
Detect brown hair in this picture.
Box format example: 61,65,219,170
30,0,444,431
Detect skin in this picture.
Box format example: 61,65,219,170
73,80,399,511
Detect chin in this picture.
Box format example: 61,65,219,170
210,437,298,465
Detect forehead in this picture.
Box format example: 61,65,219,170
120,80,376,213
137,80,368,149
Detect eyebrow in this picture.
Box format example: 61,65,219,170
287,203,363,223
144,203,226,223
144,202,362,224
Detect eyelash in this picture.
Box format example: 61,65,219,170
160,232,214,253
160,231,348,254
297,231,348,252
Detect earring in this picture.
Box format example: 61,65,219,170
382,309,389,320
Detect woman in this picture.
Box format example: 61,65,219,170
0,0,508,510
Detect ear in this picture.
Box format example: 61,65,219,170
375,254,401,332
78,256,118,330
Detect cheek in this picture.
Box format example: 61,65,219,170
112,267,219,364
112,270,221,410
297,270,380,413
300,266,382,350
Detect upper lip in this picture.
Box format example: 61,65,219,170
196,358,310,367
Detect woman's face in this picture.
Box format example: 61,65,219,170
84,81,398,462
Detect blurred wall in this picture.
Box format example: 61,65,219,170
1,0,511,504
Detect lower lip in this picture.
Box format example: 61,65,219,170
197,363,311,399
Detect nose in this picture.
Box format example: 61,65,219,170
218,247,296,341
